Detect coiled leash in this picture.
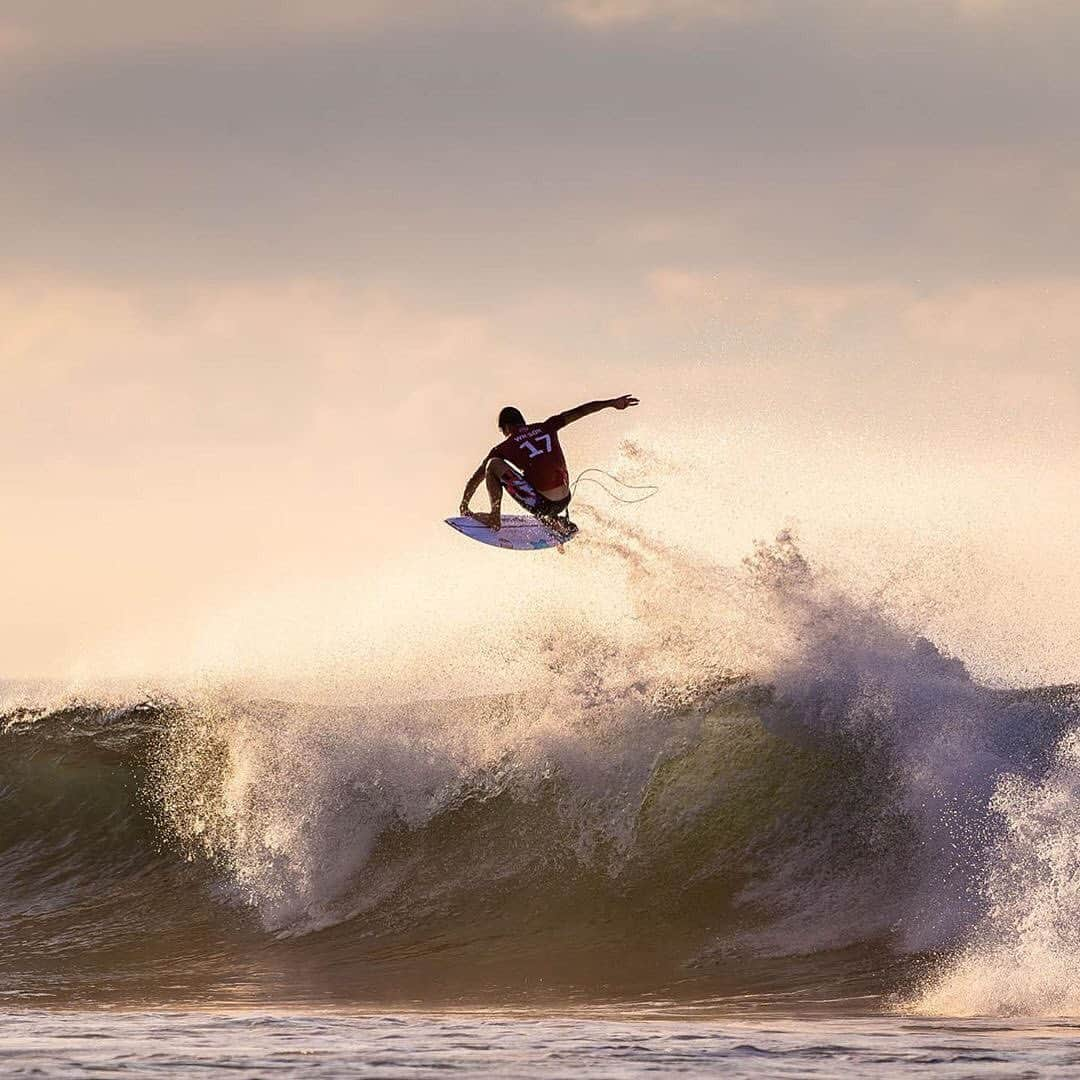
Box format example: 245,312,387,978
570,468,659,504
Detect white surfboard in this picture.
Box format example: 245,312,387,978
445,515,578,551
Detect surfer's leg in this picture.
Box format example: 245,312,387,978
535,496,575,539
505,481,574,539
482,461,573,538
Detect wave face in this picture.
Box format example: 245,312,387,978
2,532,1078,1011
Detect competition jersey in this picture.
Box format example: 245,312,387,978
490,417,569,493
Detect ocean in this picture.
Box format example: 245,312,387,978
5,1011,1080,1077
4,530,1080,1075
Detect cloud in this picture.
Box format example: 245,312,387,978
555,0,1038,28
0,0,1043,62
904,280,1080,368
951,0,1013,15
0,24,33,55
0,1,408,58
0,277,506,466
639,265,1080,423
1,2,1078,291
557,0,760,27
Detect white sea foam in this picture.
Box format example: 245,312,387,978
912,728,1080,1016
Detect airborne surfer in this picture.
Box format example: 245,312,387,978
459,396,639,536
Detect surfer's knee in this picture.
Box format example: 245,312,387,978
485,457,509,478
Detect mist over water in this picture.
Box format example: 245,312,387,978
4,448,1079,1015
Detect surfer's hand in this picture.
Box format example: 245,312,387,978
460,499,470,516
612,395,639,410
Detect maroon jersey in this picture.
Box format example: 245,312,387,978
490,417,569,493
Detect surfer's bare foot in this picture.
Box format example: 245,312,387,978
472,511,501,531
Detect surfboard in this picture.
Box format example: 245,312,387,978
445,515,579,551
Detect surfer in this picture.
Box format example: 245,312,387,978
459,396,639,534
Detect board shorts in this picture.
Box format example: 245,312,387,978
500,468,571,518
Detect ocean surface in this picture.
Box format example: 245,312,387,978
4,532,1080,1073
5,1011,1080,1078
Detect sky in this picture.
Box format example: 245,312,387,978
2,0,1079,683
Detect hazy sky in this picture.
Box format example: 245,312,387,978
2,1,1078,681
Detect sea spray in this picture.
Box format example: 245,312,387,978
912,719,1080,1016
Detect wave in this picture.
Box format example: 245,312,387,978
2,530,1078,1012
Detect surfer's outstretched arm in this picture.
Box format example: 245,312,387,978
550,395,639,429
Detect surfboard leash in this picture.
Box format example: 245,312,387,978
570,468,659,504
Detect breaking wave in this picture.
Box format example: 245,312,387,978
2,528,1078,1013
